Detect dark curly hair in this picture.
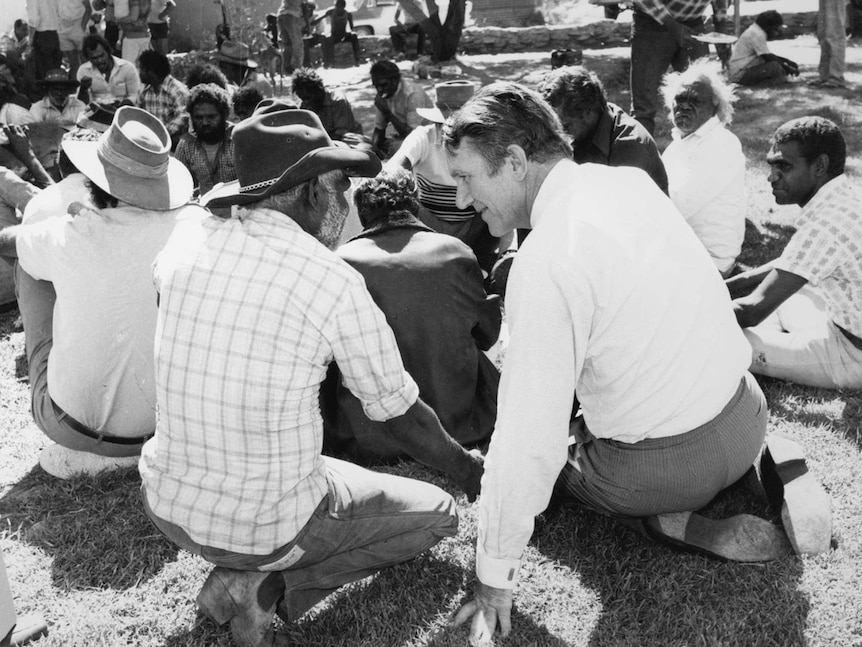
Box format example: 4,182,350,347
538,65,607,117
353,168,420,227
771,116,845,177
184,63,228,90
187,83,231,120
291,67,325,99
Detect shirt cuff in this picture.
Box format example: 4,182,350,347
361,376,419,422
476,549,522,590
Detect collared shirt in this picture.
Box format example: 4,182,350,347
573,102,668,194
774,175,862,338
662,116,746,273
173,124,236,196
26,0,61,32
29,95,87,129
476,159,750,589
140,207,419,553
634,0,724,24
300,89,360,141
76,55,141,102
728,23,770,81
136,74,189,135
374,77,433,133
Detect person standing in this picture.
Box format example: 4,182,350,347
57,0,90,79
277,0,303,75
136,49,188,146
117,0,151,63
26,0,63,81
147,0,174,55
810,0,848,87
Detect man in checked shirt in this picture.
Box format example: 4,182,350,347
139,100,484,647
630,0,727,135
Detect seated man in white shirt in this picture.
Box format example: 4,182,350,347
728,116,862,390
442,82,832,644
661,61,746,277
76,34,141,104
727,11,799,86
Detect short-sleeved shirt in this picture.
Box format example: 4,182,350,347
728,23,770,81
140,207,420,554
774,174,862,338
573,102,668,194
398,123,475,222
76,55,141,102
373,77,433,133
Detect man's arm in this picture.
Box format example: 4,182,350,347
0,224,20,259
724,261,775,299
80,0,93,32
1,125,54,189
371,126,387,151
732,268,807,328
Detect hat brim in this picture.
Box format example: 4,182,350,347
39,81,80,90
416,106,446,123
217,54,258,69
62,139,194,210
202,146,381,209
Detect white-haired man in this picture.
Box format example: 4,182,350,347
661,61,746,277
139,100,484,647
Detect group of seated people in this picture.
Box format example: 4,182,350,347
0,46,857,646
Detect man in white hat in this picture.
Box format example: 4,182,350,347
388,79,505,272
139,100,484,647
0,106,205,480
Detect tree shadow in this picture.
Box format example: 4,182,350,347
530,495,807,647
0,465,179,591
736,220,797,269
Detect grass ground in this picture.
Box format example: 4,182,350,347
2,33,862,647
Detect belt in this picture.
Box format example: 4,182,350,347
837,324,862,352
50,398,153,445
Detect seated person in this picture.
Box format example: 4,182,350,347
538,65,668,194
325,167,501,461
76,34,141,104
230,85,264,122
291,67,361,141
370,59,433,157
728,11,799,86
140,103,483,647
321,0,360,67
728,116,862,390
388,80,504,273
216,40,273,99
661,61,746,277
0,107,204,480
29,69,86,131
389,7,425,59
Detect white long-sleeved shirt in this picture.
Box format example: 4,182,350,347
662,116,747,274
476,159,751,589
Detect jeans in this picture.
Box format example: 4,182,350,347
277,13,304,72
630,12,709,135
744,286,862,389
144,456,458,621
817,0,846,82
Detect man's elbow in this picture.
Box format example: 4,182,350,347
733,299,769,328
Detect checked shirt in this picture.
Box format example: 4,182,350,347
136,74,189,137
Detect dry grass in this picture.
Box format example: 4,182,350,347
2,36,862,647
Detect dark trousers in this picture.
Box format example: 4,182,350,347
32,30,62,80
389,22,425,56
323,32,360,66
630,12,708,135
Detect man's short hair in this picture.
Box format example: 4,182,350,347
232,85,264,115
82,34,113,56
538,66,607,116
291,67,326,97
187,83,231,120
442,81,573,173
370,59,400,80
138,49,171,78
771,116,846,177
755,10,784,32
661,59,736,125
185,63,228,90
354,167,419,226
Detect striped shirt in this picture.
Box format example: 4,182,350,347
140,207,419,553
136,74,189,136
775,174,862,338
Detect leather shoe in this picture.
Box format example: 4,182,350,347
760,434,832,556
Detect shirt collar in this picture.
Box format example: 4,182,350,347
800,174,848,221
672,114,722,141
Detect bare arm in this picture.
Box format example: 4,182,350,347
732,268,807,328
2,125,54,189
0,224,20,259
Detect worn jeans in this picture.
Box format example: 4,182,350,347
630,12,709,135
817,0,846,82
143,456,458,621
744,286,862,389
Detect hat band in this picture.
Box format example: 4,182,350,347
240,177,278,193
97,138,168,178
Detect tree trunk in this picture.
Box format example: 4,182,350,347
397,0,466,62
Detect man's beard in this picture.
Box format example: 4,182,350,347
197,122,226,144
316,197,348,250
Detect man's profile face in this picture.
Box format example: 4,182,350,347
191,102,226,143
85,45,113,74
138,64,157,86
766,140,820,207
671,81,715,137
553,102,599,145
372,74,399,99
447,137,524,237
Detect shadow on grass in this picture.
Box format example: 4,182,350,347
531,500,807,647
0,465,180,591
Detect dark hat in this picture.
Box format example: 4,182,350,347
38,68,80,90
216,40,258,69
76,102,119,133
202,102,381,209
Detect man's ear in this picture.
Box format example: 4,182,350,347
506,144,529,181
812,152,831,178
305,175,323,209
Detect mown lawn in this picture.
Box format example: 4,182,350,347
1,35,861,647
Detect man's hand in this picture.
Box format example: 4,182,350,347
457,449,484,503
1,124,34,160
452,583,514,645
373,94,391,117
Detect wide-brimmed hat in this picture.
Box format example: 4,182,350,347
38,68,79,90
203,102,381,209
416,80,476,123
216,40,258,69
62,106,193,210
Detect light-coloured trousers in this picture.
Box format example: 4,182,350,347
817,0,846,82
